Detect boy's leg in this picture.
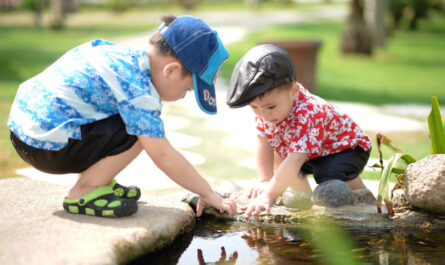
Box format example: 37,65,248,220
304,147,370,190
274,152,312,193
11,114,143,199
344,176,366,190
287,171,312,194
67,141,143,199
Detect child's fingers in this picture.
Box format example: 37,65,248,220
247,188,254,198
196,200,204,217
232,200,237,214
243,205,254,218
254,204,263,218
222,199,237,217
265,203,271,214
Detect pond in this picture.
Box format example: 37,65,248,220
129,217,445,265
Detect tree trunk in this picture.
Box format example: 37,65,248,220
50,0,65,30
245,0,259,9
33,0,45,29
365,0,389,47
341,0,374,55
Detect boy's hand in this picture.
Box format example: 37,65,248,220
248,181,269,198
241,193,274,219
196,192,237,217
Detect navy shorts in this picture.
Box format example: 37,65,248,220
10,114,138,174
301,146,370,184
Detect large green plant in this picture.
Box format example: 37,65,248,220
376,96,445,217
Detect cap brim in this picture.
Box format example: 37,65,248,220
193,74,217,115
227,78,274,108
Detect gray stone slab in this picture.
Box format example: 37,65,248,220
184,181,445,232
0,178,195,265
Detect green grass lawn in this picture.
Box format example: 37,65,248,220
219,12,445,105
1,9,444,181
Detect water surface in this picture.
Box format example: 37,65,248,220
129,218,445,265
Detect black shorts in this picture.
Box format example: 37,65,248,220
301,146,370,184
10,114,138,174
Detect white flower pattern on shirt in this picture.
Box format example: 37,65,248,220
8,39,164,150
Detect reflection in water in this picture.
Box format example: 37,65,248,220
128,218,445,265
197,247,238,265
241,227,314,264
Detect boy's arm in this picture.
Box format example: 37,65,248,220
248,135,274,198
257,135,274,182
243,152,308,218
138,136,237,217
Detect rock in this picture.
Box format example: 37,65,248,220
0,178,195,265
352,188,376,205
281,188,313,210
216,181,244,198
404,154,445,214
312,180,354,207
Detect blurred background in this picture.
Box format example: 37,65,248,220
1,0,444,187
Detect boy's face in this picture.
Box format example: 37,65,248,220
249,84,299,125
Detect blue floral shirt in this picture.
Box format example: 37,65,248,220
8,39,165,151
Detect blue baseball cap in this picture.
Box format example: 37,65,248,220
159,15,229,115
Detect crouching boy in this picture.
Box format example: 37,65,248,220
8,15,236,218
226,44,371,218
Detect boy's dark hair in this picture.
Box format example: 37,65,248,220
256,81,295,100
149,15,191,77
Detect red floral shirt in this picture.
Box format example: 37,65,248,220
256,84,371,160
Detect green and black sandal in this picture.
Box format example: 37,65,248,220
109,179,141,201
63,186,138,217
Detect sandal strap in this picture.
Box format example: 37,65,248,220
64,186,114,206
110,179,141,201
108,178,117,187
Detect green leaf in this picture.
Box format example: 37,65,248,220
376,153,416,207
391,168,405,174
428,96,445,154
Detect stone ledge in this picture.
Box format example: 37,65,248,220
184,181,445,232
0,178,195,265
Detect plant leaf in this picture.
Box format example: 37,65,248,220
377,153,402,203
428,96,445,154
377,153,416,214
376,133,404,154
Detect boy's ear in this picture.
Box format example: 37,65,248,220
163,62,182,78
290,82,300,98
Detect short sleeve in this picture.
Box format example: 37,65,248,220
255,116,266,138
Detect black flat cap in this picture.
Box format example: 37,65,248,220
226,44,297,108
